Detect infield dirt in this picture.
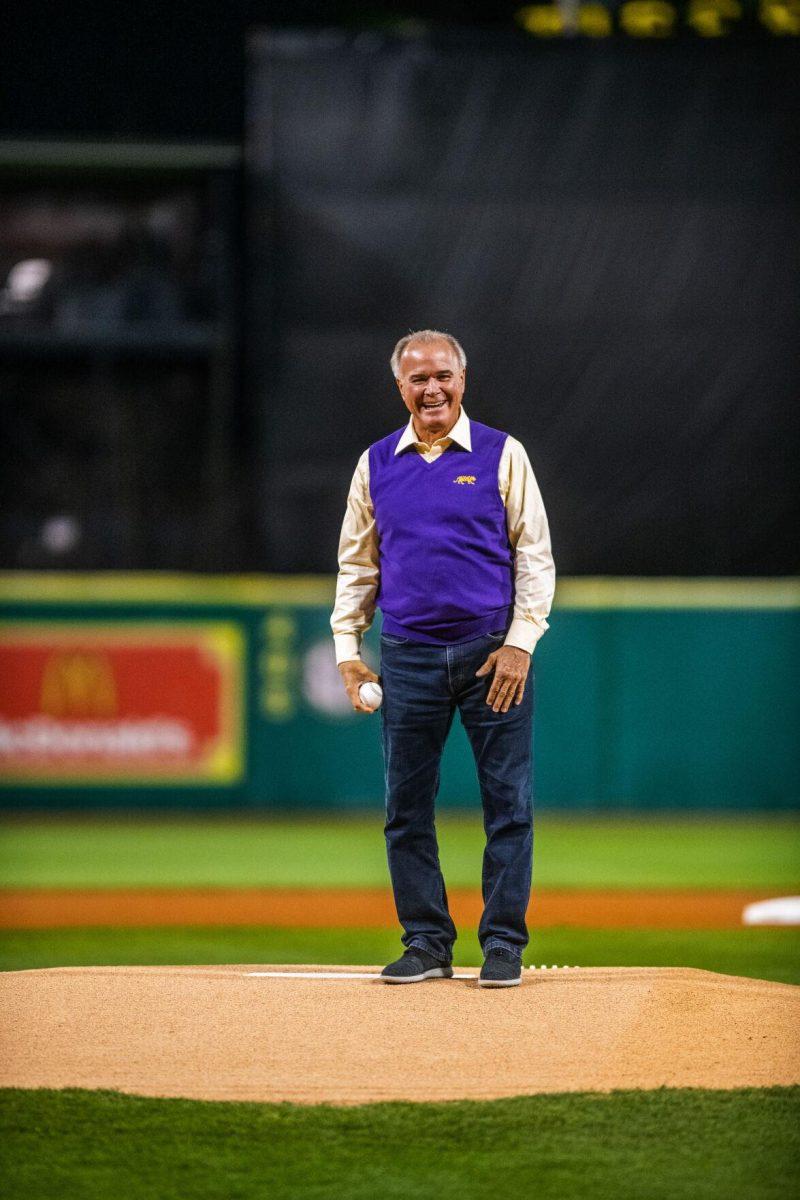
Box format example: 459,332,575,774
0,887,784,929
1,965,798,1104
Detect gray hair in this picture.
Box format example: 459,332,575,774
390,329,467,377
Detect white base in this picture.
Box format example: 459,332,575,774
742,897,800,926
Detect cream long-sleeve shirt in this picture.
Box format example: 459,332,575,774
331,408,555,664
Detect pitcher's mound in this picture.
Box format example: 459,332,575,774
1,965,798,1104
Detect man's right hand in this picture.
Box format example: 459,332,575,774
338,659,381,713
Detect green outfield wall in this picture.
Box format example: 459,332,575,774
0,574,798,811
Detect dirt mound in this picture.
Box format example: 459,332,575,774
1,965,798,1104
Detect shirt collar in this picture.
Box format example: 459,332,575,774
394,407,472,455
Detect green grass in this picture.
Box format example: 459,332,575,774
3,819,796,1200
1,1086,798,1199
2,815,799,888
2,925,799,984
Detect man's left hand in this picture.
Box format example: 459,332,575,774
475,645,531,713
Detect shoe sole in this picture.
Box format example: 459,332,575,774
478,977,521,988
381,967,454,984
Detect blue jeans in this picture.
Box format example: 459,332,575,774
380,629,534,963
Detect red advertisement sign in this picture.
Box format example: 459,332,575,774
0,623,244,784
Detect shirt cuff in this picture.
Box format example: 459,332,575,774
504,616,547,655
334,632,362,665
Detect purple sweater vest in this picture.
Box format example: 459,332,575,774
369,419,514,644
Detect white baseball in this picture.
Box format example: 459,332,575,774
358,681,383,711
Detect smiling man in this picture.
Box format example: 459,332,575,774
331,329,555,987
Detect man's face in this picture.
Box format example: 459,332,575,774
395,339,466,443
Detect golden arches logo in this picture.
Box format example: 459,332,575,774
40,651,118,717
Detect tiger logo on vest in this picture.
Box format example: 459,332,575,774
453,475,477,485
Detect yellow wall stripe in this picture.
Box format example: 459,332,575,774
1,573,798,609
0,573,334,607
553,577,800,609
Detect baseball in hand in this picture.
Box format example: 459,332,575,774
358,681,383,711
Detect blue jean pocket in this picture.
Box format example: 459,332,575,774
381,633,410,646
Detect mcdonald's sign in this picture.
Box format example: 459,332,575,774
0,622,244,784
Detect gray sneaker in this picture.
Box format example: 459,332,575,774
381,948,454,984
479,948,522,988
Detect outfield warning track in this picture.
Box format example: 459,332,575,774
0,886,794,929
1,964,798,1104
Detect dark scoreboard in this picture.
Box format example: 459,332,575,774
514,0,800,37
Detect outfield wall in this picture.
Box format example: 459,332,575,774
1,574,798,811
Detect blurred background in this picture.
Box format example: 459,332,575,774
0,0,797,813
0,1,798,979
3,3,799,578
